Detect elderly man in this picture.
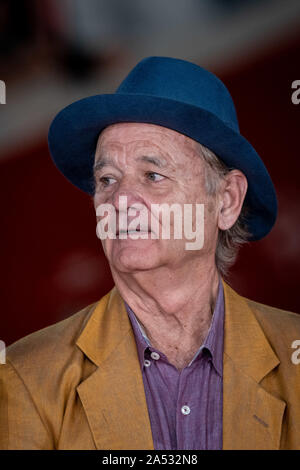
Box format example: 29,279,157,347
1,57,300,450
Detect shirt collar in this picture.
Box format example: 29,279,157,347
195,279,224,376
125,279,225,376
126,303,151,369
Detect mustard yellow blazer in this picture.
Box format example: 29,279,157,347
1,282,300,449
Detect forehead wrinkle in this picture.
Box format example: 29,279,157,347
134,133,201,170
96,137,171,166
95,140,124,162
94,153,167,175
95,126,202,175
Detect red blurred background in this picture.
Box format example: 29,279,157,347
1,1,300,346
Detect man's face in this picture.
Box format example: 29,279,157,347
93,123,219,274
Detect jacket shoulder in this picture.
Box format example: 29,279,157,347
245,297,300,363
246,297,300,330
1,301,103,449
6,302,97,371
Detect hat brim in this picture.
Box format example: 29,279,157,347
48,93,277,241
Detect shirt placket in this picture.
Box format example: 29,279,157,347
144,346,179,450
175,363,195,450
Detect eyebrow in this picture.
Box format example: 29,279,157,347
137,155,167,168
93,158,111,174
93,155,167,174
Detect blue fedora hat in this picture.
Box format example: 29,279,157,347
48,56,277,241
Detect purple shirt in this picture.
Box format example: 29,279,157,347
125,281,224,450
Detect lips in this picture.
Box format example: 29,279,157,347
116,229,151,237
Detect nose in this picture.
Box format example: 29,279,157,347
110,178,150,233
111,177,145,212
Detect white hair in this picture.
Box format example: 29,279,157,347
198,143,250,277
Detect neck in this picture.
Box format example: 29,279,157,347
111,258,220,370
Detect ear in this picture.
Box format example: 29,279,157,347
217,170,248,231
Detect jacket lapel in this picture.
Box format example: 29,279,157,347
222,282,286,449
76,288,154,450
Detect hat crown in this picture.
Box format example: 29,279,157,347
117,56,239,133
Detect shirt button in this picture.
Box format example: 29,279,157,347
150,352,160,360
181,405,191,415
144,359,151,367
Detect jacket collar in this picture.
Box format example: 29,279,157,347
76,287,154,450
76,287,131,367
222,281,280,382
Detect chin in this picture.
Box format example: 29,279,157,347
110,242,161,273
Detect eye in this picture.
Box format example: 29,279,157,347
97,176,117,188
146,172,164,182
